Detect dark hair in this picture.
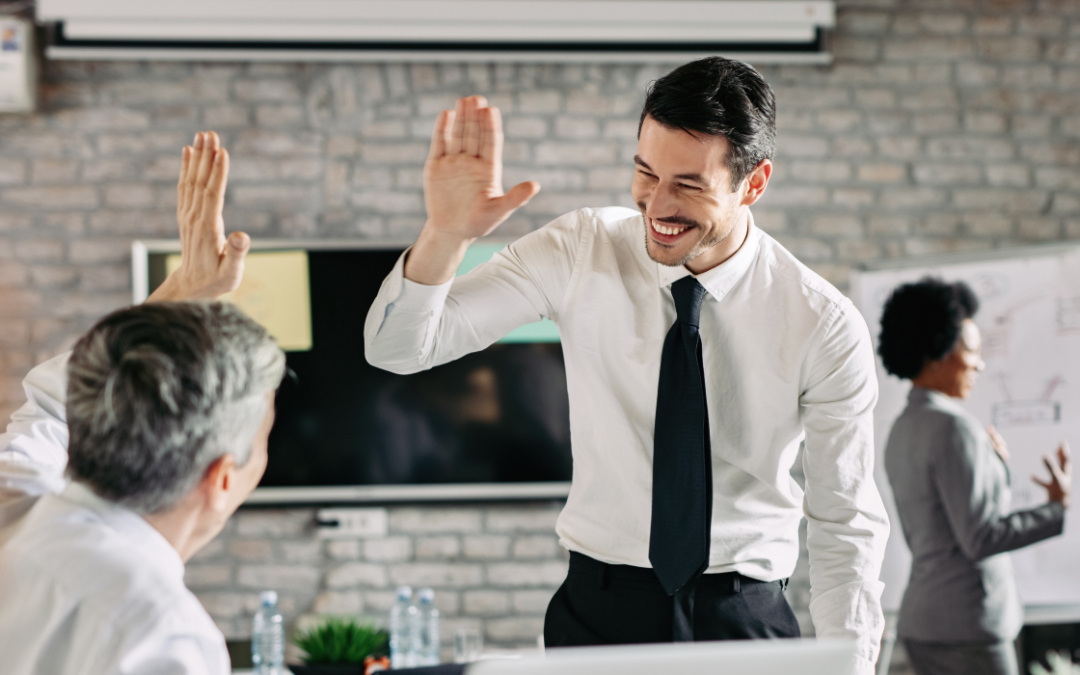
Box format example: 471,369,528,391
639,56,776,190
878,278,980,380
66,302,286,514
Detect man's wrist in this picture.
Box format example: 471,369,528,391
405,224,475,285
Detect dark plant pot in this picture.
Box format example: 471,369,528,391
289,664,466,675
288,665,364,675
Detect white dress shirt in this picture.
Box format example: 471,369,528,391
0,353,230,675
365,207,890,671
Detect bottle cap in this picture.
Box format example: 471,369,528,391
418,588,435,603
260,590,278,607
397,585,413,601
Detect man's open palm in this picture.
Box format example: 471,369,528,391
148,130,249,303
424,96,540,240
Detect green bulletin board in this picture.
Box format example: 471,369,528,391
457,243,560,343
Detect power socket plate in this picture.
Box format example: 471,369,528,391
316,508,389,539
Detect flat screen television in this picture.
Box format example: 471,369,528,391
132,239,572,504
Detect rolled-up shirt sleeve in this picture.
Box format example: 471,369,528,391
0,352,72,537
0,353,71,492
364,211,583,374
799,299,890,674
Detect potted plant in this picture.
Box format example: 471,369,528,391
289,616,389,675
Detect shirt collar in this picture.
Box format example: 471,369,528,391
60,480,186,582
908,385,964,413
655,211,763,303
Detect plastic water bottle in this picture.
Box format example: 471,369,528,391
417,588,440,665
251,590,285,675
390,585,419,669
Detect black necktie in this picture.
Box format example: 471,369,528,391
649,276,713,598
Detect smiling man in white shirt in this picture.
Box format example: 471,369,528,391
365,57,890,673
0,131,283,675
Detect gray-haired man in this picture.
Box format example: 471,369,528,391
0,132,281,675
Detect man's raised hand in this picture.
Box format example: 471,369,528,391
148,130,250,303
406,96,540,285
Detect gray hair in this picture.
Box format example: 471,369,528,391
66,301,286,514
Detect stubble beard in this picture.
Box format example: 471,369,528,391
639,206,732,268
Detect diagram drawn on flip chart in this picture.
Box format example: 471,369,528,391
851,244,1080,613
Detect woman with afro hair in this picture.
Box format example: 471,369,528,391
879,277,1071,675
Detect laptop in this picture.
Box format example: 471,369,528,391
466,639,858,675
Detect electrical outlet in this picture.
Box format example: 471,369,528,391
315,508,388,539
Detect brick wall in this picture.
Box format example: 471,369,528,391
2,0,1079,669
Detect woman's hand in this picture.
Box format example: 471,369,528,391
1033,442,1071,508
987,425,1010,463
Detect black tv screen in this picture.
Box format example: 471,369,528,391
142,243,573,502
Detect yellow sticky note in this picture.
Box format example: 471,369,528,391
166,250,313,352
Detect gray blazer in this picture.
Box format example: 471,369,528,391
885,387,1065,643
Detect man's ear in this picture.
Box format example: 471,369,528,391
199,454,238,512
740,159,772,207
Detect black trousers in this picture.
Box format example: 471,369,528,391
544,552,801,647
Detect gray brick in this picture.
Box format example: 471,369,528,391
963,214,1014,237
15,239,65,262
327,563,389,589
512,590,555,615
534,142,618,166
391,509,482,534
415,536,462,560
0,214,31,231
953,189,1049,213
229,540,273,561
0,263,29,287
791,161,852,183
69,239,131,264
916,215,962,236
777,136,829,158
197,592,246,619
236,509,313,537
363,537,413,562
883,36,974,60
1019,217,1063,239
256,104,305,127
234,79,302,102
280,541,322,564
973,16,1013,36
486,561,567,587
388,563,484,588
485,617,544,642
327,540,362,560
986,165,1031,187
810,215,864,236
832,189,875,208
30,159,78,185
185,565,232,589
464,535,512,560
463,590,510,616
912,164,981,185
237,565,320,591
104,184,156,208
203,105,251,128
512,536,559,559
312,590,364,615
1035,167,1080,190
554,117,599,140
3,186,98,209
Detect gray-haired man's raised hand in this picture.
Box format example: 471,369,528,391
405,96,541,285
148,130,250,303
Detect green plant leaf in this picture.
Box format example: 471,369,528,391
291,616,389,665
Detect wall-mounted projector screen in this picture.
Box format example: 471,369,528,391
133,239,572,504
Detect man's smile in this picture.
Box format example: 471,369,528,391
648,217,698,246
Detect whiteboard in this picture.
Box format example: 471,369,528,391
851,244,1080,613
